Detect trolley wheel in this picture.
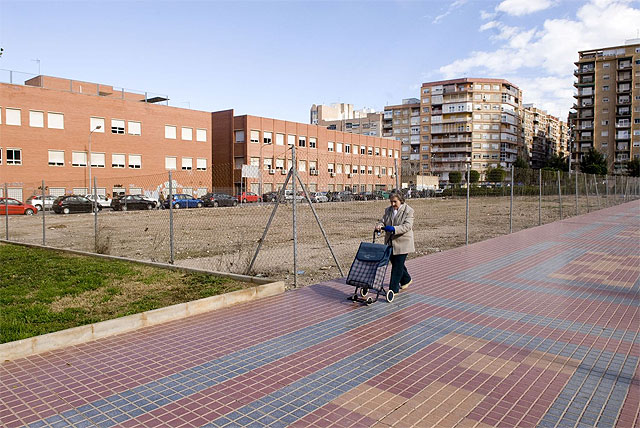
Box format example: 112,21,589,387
386,290,395,303
366,297,373,304
359,287,369,297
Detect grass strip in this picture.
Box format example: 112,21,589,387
0,243,248,343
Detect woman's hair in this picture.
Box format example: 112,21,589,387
389,192,405,203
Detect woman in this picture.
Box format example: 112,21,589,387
375,192,415,294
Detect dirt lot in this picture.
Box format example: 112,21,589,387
1,194,623,288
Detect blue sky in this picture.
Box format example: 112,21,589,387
1,0,639,123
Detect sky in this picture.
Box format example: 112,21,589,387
0,0,639,123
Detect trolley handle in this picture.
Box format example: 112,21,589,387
373,230,381,243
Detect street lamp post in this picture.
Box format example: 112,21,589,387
88,125,102,202
259,141,273,199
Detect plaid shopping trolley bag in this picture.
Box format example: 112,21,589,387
346,231,394,304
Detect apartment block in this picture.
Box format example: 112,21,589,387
317,112,384,138
0,74,211,201
310,103,375,125
521,104,570,168
572,40,640,173
420,78,522,183
382,99,422,177
212,110,401,194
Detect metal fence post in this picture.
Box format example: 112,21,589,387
605,176,609,206
292,144,298,288
574,170,578,216
624,176,629,202
42,179,46,245
614,176,617,203
4,183,8,240
93,177,98,253
465,165,469,245
509,166,514,233
593,175,600,209
539,169,542,226
584,173,590,213
169,170,174,264
557,170,562,220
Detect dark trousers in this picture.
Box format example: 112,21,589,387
389,253,411,293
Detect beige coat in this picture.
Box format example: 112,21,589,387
377,203,415,255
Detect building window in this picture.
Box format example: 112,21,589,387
336,143,342,153
275,158,285,170
263,158,272,170
165,125,177,139
48,150,64,166
91,153,105,168
345,144,351,154
368,166,373,175
603,86,609,91
327,163,334,173
72,151,87,167
276,133,285,145
235,130,245,143
111,119,125,134
181,127,193,141
375,147,380,156
30,110,44,128
360,146,366,155
90,117,105,132
250,157,259,167
197,158,207,171
602,131,609,137
328,141,334,152
128,121,141,136
181,157,192,170
309,137,316,148
48,112,64,129
287,134,296,146
112,153,125,168
165,156,177,170
603,98,609,103
263,131,272,145
196,129,207,142
128,154,141,169
336,164,342,174
298,160,306,172
250,130,260,143
6,108,21,126
298,136,306,147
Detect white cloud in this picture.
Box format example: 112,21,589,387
433,0,468,23
496,0,554,16
438,0,640,119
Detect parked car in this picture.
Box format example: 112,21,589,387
25,195,58,211
284,189,304,202
84,194,112,209
0,198,37,215
163,194,204,209
262,191,280,203
311,192,329,203
330,191,355,202
236,191,261,203
201,193,238,207
111,195,157,211
52,195,100,214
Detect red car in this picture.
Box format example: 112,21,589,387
0,198,37,215
236,192,261,203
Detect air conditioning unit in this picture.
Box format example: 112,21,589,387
280,169,287,175
330,172,336,177
269,169,275,175
310,170,318,176
347,173,352,178
377,174,382,178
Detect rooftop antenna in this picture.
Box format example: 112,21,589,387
31,58,40,75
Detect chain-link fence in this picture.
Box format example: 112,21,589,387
2,165,639,288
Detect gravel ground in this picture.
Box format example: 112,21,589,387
1,194,621,288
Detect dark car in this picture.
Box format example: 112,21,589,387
330,191,355,202
202,193,238,207
0,198,37,215
52,195,100,214
111,195,157,211
261,191,280,203
163,194,204,209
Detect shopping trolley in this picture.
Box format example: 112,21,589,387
346,231,394,304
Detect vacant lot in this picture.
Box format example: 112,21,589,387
1,194,622,288
0,243,252,343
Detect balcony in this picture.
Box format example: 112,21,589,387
617,62,632,70
616,143,629,151
617,85,631,93
500,147,518,154
617,73,632,82
442,117,472,124
432,137,472,143
616,108,631,117
615,133,630,140
431,156,471,163
615,121,630,128
573,67,595,75
617,97,631,105
431,146,471,153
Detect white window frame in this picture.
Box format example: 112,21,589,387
90,117,105,132
165,156,177,170
250,130,260,143
6,148,22,165
112,153,126,168
309,137,316,148
72,151,87,167
165,125,177,139
181,127,193,141
196,129,207,142
6,108,21,126
276,133,285,146
48,112,64,129
196,158,207,171
91,152,105,168
181,157,193,170
328,141,334,152
48,150,64,166
111,119,125,134
128,154,142,169
263,131,272,145
29,110,44,128
128,121,141,136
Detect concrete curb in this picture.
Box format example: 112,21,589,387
1,281,285,362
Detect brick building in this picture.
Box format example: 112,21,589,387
212,110,400,195
0,74,211,201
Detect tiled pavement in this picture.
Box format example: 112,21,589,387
1,201,638,428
